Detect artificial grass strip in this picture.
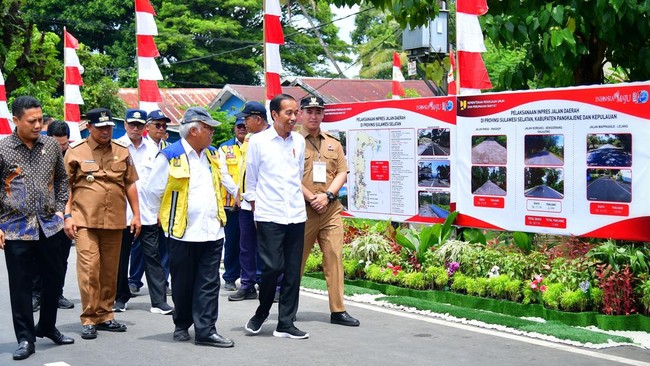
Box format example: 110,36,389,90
383,296,633,345
301,275,381,296
332,276,650,332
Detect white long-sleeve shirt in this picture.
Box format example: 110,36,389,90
146,139,237,242
117,134,158,226
243,125,306,224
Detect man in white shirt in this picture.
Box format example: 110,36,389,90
129,109,172,296
243,94,309,339
146,107,237,348
114,109,172,315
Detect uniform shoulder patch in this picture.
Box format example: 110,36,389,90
112,139,128,148
69,139,86,148
325,132,339,141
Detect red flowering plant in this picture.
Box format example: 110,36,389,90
386,262,402,275
529,274,547,303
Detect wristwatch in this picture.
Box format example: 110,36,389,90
325,191,336,203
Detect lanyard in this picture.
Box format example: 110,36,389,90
307,135,322,161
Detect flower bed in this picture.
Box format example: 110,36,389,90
304,217,650,330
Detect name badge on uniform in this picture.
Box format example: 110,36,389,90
313,162,326,183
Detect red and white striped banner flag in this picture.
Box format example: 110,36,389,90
392,52,406,99
136,0,163,112
0,69,12,136
264,0,284,101
456,0,492,95
447,48,457,95
64,28,83,141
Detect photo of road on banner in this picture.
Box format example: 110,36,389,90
471,166,507,196
524,134,564,166
586,133,632,167
417,128,450,156
524,167,564,199
587,168,632,203
471,135,507,165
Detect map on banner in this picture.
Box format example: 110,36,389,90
323,98,457,223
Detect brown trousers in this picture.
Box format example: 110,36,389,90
75,228,123,325
301,202,346,313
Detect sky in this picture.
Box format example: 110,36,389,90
330,4,361,78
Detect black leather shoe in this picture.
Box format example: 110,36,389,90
330,311,360,326
96,320,127,332
58,295,75,309
195,333,234,348
228,287,256,301
81,325,97,340
173,328,190,342
13,341,35,360
35,326,75,345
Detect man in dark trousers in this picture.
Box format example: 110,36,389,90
243,94,309,339
0,96,74,361
146,107,237,347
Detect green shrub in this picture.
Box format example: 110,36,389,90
522,286,535,305
365,264,384,282
475,278,489,297
350,232,391,264
636,279,650,315
466,277,488,297
486,274,510,299
343,258,362,279
304,251,323,273
450,273,469,293
465,278,479,296
560,289,589,312
505,279,522,302
401,272,427,289
436,239,480,264
542,283,566,310
590,287,603,311
423,266,447,289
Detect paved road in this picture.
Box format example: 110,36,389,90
1,250,649,366
525,185,564,199
587,176,632,202
474,180,507,196
587,147,632,167
472,140,507,164
525,151,564,165
418,142,449,156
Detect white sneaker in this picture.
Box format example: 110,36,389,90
113,302,127,312
150,303,174,315
273,326,309,339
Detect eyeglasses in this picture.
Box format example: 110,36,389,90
127,122,145,129
152,123,167,130
235,124,247,129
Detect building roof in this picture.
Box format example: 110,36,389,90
208,77,439,111
286,77,438,103
207,85,306,111
118,88,220,124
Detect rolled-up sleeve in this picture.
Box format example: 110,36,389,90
145,154,170,217
243,136,260,202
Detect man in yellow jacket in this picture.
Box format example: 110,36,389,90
146,107,237,348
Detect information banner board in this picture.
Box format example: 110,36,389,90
456,83,650,241
323,97,457,223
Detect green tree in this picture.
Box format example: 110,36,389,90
483,0,650,88
25,0,350,88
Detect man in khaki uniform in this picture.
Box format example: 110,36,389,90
299,96,359,327
63,108,141,340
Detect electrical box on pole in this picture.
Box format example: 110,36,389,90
402,10,449,59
